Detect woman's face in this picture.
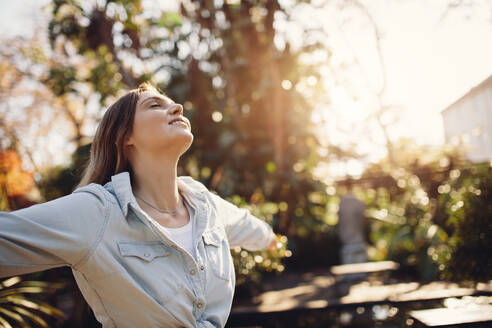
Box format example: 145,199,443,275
125,91,193,156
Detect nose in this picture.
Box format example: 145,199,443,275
170,103,183,116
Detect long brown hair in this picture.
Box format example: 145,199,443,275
76,82,164,188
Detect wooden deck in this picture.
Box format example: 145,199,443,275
329,260,399,275
410,306,492,327
229,267,492,325
232,278,491,314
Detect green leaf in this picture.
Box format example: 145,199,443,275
0,315,13,328
0,287,46,298
0,307,29,328
0,277,21,290
2,296,64,321
1,296,38,308
10,306,48,328
157,12,182,28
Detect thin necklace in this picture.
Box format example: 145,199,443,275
134,193,180,215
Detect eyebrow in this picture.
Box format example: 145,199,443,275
139,96,173,107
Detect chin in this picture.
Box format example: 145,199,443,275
177,133,194,153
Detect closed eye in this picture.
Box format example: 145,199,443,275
150,103,161,108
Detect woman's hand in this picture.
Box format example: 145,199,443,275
267,233,279,251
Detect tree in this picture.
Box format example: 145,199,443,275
177,0,332,235
0,32,101,171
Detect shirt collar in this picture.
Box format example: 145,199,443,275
109,171,207,217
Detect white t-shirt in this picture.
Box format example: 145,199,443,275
159,218,195,260
156,195,196,260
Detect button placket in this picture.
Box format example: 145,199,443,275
193,297,206,318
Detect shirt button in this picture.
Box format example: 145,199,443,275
190,269,196,275
197,302,203,308
144,253,150,258
200,265,204,270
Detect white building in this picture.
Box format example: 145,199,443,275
441,74,492,163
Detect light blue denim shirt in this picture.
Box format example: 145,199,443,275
0,171,275,328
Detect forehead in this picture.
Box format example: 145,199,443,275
137,91,172,106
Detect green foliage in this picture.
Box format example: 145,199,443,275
224,194,291,288
84,46,124,102
357,140,491,283
43,66,77,97
436,163,492,282
0,276,66,328
157,12,182,29
360,168,447,281
175,0,330,241
48,0,85,49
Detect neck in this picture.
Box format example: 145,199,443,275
130,150,181,211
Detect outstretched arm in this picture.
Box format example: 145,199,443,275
207,191,276,251
0,184,109,278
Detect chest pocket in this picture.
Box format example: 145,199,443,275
115,240,180,307
117,241,171,262
202,227,232,281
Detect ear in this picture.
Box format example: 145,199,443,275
122,135,135,147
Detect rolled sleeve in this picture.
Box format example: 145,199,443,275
0,184,109,278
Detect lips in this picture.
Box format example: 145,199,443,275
168,117,189,128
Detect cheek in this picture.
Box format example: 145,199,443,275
133,114,170,143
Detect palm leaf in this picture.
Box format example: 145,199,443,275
9,306,49,328
0,287,47,298
17,281,65,289
0,277,21,290
0,315,13,328
3,296,66,319
0,306,29,328
0,277,67,327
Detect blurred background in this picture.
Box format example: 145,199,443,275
0,0,491,327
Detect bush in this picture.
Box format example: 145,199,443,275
359,168,446,281
358,161,492,284
224,195,291,296
436,163,492,282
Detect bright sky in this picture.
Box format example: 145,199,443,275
331,0,492,148
304,0,492,176
1,0,492,176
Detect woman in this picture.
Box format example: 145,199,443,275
0,82,277,328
